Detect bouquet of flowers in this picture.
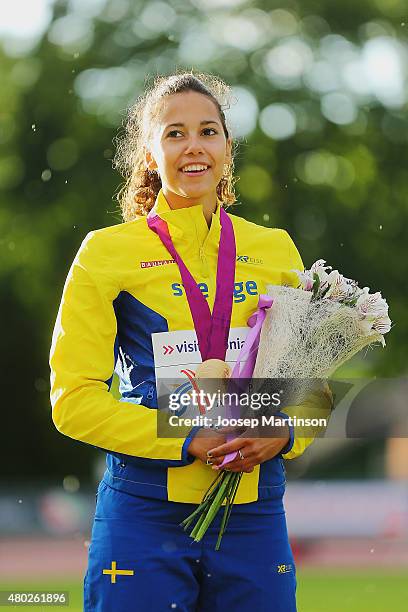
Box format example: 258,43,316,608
254,259,391,379
181,260,391,549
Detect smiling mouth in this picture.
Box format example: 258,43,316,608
180,164,210,176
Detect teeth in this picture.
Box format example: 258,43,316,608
182,164,208,172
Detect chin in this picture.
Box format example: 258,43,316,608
183,189,208,199
179,184,217,200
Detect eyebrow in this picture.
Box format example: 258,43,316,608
165,120,220,129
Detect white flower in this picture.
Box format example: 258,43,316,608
372,315,392,335
311,259,330,274
325,270,344,299
309,259,332,294
292,269,314,291
325,272,360,301
296,263,391,348
356,289,388,319
343,277,360,299
356,288,391,341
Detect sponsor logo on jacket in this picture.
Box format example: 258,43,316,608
171,280,258,303
140,259,175,268
140,255,263,268
236,254,264,265
277,564,293,574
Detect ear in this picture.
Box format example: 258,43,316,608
144,147,158,171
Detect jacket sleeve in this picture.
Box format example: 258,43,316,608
278,230,333,460
49,231,194,466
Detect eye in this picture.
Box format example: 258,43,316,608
167,129,183,138
165,127,218,138
202,127,218,136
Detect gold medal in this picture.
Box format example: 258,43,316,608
195,359,231,380
194,359,231,401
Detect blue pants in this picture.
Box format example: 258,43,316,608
84,480,297,611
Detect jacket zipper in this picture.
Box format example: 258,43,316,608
199,246,208,277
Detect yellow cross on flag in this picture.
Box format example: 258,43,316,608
103,561,134,584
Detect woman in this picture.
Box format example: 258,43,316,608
50,72,331,611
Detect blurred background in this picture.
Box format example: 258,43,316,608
1,0,407,610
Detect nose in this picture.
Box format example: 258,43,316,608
184,135,204,155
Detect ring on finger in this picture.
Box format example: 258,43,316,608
238,449,245,460
206,458,213,465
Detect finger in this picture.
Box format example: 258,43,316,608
220,456,255,471
205,455,224,467
212,450,256,471
212,443,257,466
226,447,256,467
207,438,248,459
213,461,240,471
205,450,246,466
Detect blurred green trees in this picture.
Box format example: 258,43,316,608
1,0,406,480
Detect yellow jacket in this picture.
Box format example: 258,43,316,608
50,189,331,504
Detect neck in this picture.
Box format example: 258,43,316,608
162,187,216,228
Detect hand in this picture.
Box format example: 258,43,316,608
205,424,290,473
186,427,226,465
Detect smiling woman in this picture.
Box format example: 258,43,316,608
144,90,232,223
114,72,237,222
50,70,323,612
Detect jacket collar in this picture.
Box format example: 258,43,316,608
150,188,222,249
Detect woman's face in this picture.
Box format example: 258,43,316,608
145,90,232,203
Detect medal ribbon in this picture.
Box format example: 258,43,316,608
220,294,274,466
147,205,236,361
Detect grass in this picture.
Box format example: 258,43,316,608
297,568,408,612
1,569,407,611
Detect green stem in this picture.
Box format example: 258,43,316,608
194,472,234,542
190,508,208,539
215,472,243,550
180,495,213,530
215,473,239,550
180,469,225,529
202,470,224,501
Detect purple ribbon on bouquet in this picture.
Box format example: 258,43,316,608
219,294,273,467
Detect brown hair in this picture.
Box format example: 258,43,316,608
113,71,237,221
